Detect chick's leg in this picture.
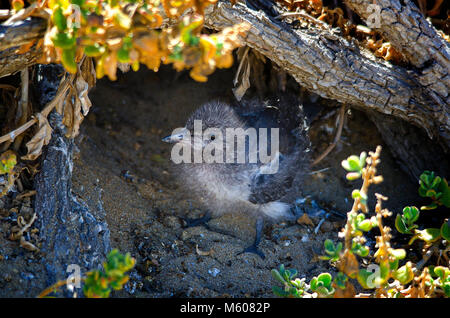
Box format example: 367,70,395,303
181,210,212,229
238,216,265,260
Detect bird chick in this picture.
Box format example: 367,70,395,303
163,97,310,258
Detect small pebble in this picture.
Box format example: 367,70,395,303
208,268,220,277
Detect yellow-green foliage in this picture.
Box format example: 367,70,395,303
39,249,135,298
12,0,249,82
272,146,450,298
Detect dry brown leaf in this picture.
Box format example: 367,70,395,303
61,63,94,138
337,250,359,279
333,281,356,298
15,40,36,54
19,236,39,252
63,87,84,138
21,113,52,161
297,213,315,226
232,60,250,101
75,73,92,116
196,244,214,256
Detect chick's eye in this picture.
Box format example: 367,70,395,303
210,135,215,141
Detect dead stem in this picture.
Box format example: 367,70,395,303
13,68,29,151
0,73,74,145
312,105,346,166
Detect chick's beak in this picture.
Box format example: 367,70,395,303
162,128,189,143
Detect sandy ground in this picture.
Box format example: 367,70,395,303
0,64,421,297
72,65,419,297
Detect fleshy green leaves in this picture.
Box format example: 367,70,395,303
310,273,335,298
395,206,420,234
353,213,377,234
0,151,17,175
271,265,335,298
83,249,135,298
40,0,248,81
271,265,306,298
418,171,450,210
392,262,414,285
341,152,366,180
408,228,441,245
441,220,450,242
351,239,369,257
320,239,342,262
430,266,450,297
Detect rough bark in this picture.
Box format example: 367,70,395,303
33,65,111,292
0,17,46,51
345,0,450,143
203,1,449,148
368,111,450,180
0,17,44,77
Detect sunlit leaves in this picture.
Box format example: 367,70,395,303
0,151,17,175
320,239,342,262
310,273,335,298
431,266,450,297
341,152,366,180
395,206,419,234
11,0,25,11
441,220,450,242
271,264,307,298
36,0,248,81
408,228,441,245
392,262,414,285
418,171,450,210
83,249,135,298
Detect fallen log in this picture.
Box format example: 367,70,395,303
0,0,448,180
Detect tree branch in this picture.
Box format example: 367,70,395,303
203,1,448,147
0,1,448,148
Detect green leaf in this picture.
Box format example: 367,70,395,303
438,179,450,208
357,268,376,289
441,221,450,242
84,44,105,57
341,160,351,171
358,219,373,232
346,172,361,181
61,48,77,73
359,152,367,168
433,266,450,280
392,262,414,285
418,187,427,197
271,269,286,284
389,259,399,271
317,273,332,288
395,214,411,234
420,203,438,210
443,283,450,297
409,228,441,244
324,239,335,253
272,286,289,297
355,245,369,257
117,47,130,63
403,206,420,223
425,189,437,198
52,32,76,49
53,7,67,32
431,176,442,189
390,248,406,260
333,272,348,290
347,155,361,171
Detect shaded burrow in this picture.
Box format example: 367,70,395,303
0,61,430,297
68,64,423,297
